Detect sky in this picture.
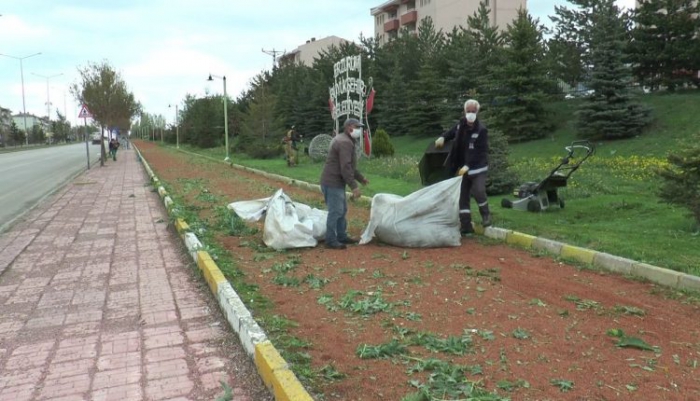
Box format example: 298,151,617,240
0,0,635,128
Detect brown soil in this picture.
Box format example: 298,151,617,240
137,141,700,401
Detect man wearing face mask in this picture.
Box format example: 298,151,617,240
320,118,370,249
435,99,491,235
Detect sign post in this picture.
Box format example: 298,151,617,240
328,55,374,157
78,104,92,169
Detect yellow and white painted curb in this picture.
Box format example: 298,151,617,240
174,148,700,294
133,144,314,401
483,226,700,291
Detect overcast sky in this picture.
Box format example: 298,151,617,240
0,0,634,128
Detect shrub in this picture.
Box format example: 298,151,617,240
657,144,700,228
486,128,520,195
372,128,395,158
246,142,283,159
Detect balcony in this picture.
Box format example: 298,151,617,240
400,10,418,25
384,19,400,32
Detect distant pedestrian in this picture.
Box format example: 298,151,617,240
109,138,120,161
319,118,369,249
282,126,302,167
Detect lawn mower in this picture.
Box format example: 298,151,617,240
501,140,594,212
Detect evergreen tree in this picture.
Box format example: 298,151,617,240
486,128,520,195
380,58,410,136
239,79,282,156
545,37,585,90
629,0,700,90
405,18,445,137
489,8,553,142
553,0,652,140
441,27,479,127
657,141,700,227
30,124,46,144
466,1,505,104
9,121,24,146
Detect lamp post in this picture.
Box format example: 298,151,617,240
207,74,230,162
0,52,42,145
31,72,63,120
168,103,179,149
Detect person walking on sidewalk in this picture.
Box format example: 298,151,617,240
435,98,491,235
320,118,369,250
109,137,120,161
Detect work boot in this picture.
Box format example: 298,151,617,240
460,214,474,235
479,206,492,227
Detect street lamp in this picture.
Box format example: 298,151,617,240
31,72,63,120
207,74,230,162
168,103,179,149
0,52,42,145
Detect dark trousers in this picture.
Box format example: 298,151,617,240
459,172,489,228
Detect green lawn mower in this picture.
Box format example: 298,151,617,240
501,140,595,212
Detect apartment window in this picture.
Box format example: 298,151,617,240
406,0,416,10
419,0,431,7
389,10,397,19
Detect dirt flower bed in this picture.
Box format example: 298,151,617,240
137,141,700,401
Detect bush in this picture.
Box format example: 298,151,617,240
486,128,520,195
372,128,395,158
246,142,284,159
657,143,700,229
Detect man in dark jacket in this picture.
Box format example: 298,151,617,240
320,118,369,249
435,99,491,234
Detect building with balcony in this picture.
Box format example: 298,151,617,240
371,0,526,45
279,36,352,67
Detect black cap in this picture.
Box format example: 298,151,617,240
343,118,364,129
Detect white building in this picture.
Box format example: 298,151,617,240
279,36,351,67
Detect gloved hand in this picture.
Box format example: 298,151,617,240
435,137,445,149
457,165,469,176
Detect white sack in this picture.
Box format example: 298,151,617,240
228,189,328,250
360,176,462,248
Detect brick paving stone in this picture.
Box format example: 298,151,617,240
0,149,271,401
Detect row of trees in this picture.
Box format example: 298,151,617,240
70,60,141,165
146,0,698,156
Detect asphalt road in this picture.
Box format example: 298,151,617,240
0,141,103,233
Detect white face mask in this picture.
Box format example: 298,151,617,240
466,112,477,123
350,127,362,139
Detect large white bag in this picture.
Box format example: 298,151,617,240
360,176,462,248
227,189,327,250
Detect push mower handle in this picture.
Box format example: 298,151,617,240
565,140,594,157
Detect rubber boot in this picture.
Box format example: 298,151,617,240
479,205,492,227
460,212,474,235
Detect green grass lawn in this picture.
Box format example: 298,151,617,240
150,90,700,275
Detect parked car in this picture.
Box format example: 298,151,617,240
91,134,102,145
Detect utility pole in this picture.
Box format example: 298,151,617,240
261,48,284,69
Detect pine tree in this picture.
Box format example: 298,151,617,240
486,127,520,195
405,18,445,137
9,121,24,146
629,0,700,90
553,0,653,140
466,1,505,104
489,8,553,142
380,58,410,136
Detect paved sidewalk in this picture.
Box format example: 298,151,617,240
0,149,270,401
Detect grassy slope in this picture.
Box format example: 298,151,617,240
161,90,700,274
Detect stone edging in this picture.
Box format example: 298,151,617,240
134,145,314,401
176,148,700,293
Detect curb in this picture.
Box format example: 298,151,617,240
133,145,314,401
174,147,699,293
482,227,700,291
